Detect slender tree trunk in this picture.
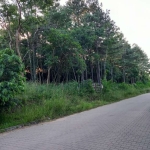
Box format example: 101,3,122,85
123,68,126,83
54,66,60,83
111,66,113,81
91,63,94,81
32,40,36,82
32,29,39,82
96,40,102,86
16,0,22,60
78,75,80,83
131,78,134,84
26,33,33,80
103,60,106,80
103,52,107,80
66,72,69,82
85,68,88,80
97,60,101,85
72,66,77,81
8,31,12,49
133,78,135,84
47,67,51,85
100,61,103,78
6,18,13,50
81,71,84,81
16,30,22,59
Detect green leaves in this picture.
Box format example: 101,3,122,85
0,48,25,106
0,0,149,84
43,28,86,76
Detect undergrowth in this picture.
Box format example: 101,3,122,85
0,80,150,131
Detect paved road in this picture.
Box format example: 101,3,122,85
1,94,150,150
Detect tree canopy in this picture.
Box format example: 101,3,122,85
0,0,149,84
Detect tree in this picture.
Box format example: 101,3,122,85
0,0,149,84
0,0,55,82
0,48,24,106
42,29,86,83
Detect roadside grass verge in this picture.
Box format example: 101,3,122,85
0,80,150,132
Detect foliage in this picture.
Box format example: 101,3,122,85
80,79,95,94
0,0,150,131
43,28,86,80
0,0,149,83
1,81,150,131
0,48,25,107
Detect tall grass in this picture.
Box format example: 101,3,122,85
0,80,150,131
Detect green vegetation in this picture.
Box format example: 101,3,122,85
0,0,150,132
0,0,150,84
0,49,24,107
1,81,150,131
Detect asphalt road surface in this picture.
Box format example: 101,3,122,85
1,93,150,150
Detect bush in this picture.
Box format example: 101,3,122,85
1,80,150,131
102,80,118,93
0,48,25,107
80,79,95,94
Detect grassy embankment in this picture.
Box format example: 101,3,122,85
0,80,150,132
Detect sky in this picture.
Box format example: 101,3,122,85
60,0,150,58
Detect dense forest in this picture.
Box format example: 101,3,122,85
0,0,150,85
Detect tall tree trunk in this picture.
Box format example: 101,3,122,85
72,66,77,81
103,60,106,80
78,75,80,83
123,68,126,83
8,31,12,49
103,51,107,80
32,29,39,82
16,0,22,60
96,40,102,86
97,60,101,85
47,67,51,85
32,40,36,82
85,68,88,80
6,17,13,50
66,72,69,82
81,71,84,81
16,30,22,59
91,63,94,81
26,33,33,81
100,61,103,78
111,66,113,81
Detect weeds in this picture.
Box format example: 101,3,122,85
0,80,150,131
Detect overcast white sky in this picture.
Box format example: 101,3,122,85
60,0,150,58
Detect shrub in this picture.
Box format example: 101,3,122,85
0,48,25,107
80,79,95,94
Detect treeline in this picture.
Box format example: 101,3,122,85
0,0,150,85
